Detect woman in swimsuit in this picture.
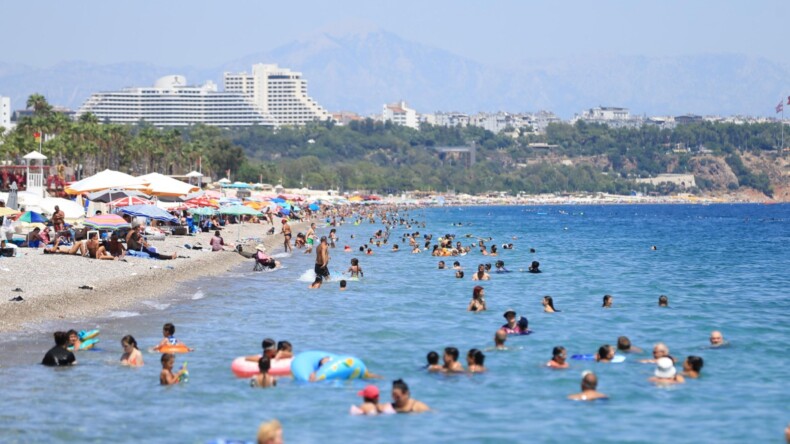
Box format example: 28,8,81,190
120,335,144,367
388,379,430,413
467,286,487,312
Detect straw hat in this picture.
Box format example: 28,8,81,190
255,244,266,252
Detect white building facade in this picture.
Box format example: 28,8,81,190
224,64,330,126
382,101,419,129
76,75,276,127
0,96,11,131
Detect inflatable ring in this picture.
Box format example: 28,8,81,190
68,338,99,351
231,356,292,378
78,329,100,341
291,350,368,382
159,344,191,354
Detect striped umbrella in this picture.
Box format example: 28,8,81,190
84,214,131,230
109,196,152,207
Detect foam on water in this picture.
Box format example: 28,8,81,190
105,311,140,319
191,290,206,300
141,301,171,310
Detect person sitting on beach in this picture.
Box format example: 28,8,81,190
309,276,323,289
210,230,225,252
466,349,486,373
275,341,293,360
640,342,673,364
250,357,277,388
120,335,143,367
492,329,508,350
389,379,430,413
256,419,283,444
528,261,541,273
467,285,487,312
42,331,76,367
658,295,669,307
547,346,569,369
22,227,43,248
106,233,126,259
568,371,607,401
254,245,278,269
602,294,614,308
709,330,727,347
86,232,115,260
617,336,643,354
425,351,443,372
126,225,177,260
350,385,395,416
649,357,685,385
682,356,704,379
160,353,186,385
595,345,615,363
67,329,82,351
542,296,559,313
472,264,490,281
443,347,465,373
347,257,363,278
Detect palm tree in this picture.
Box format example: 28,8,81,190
26,94,52,116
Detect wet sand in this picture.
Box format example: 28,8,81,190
0,219,308,332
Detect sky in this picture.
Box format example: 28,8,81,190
2,0,788,68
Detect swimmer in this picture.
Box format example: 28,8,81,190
658,295,669,307
466,349,486,373
709,330,726,347
640,342,673,364
120,335,144,367
467,286,487,312
492,329,508,350
392,244,399,252
546,346,569,369
426,351,443,372
443,347,465,373
437,261,445,270
246,338,277,362
347,257,364,278
528,261,541,273
649,357,685,385
455,270,465,279
274,340,293,360
617,336,644,354
344,245,351,252
602,294,613,308
595,345,615,363
472,264,490,281
153,323,190,351
42,331,77,367
501,309,527,334
159,353,186,385
452,261,461,270
542,296,559,313
67,329,82,351
494,260,509,273
389,379,430,413
256,419,283,444
308,356,332,381
682,356,704,379
309,276,323,289
411,246,421,254
339,280,347,291
568,371,608,401
351,385,394,415
250,357,277,388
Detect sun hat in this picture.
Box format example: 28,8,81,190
255,244,266,252
654,357,676,378
503,309,516,319
357,385,379,399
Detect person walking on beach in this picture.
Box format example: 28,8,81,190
281,219,292,253
315,236,330,281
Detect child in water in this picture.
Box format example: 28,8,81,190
159,353,186,385
425,351,443,372
347,258,364,278
153,323,178,351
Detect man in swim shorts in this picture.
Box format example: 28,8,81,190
568,371,607,401
314,236,330,280
305,223,316,254
281,219,292,252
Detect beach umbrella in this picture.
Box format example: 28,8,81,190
137,172,199,197
87,188,149,203
308,203,320,211
119,204,178,223
6,182,19,210
17,211,48,224
218,205,263,217
66,170,144,195
84,214,131,230
109,196,152,207
0,207,21,217
189,207,217,216
184,197,217,208
269,197,286,204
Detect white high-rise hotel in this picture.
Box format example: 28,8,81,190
224,64,330,126
0,96,11,130
76,64,329,127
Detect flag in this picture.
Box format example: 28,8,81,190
777,101,784,114
33,131,41,142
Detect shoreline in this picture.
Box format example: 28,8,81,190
0,219,309,333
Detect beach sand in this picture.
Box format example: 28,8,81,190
0,219,309,332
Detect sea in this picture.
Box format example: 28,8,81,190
0,204,788,444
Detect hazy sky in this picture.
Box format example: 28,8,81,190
2,0,788,67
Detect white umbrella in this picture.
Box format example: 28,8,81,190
65,169,143,195
185,171,203,178
137,172,199,197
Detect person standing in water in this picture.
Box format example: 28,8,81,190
281,219,292,253
315,236,330,281
568,371,608,401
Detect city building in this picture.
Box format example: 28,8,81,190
1,96,11,131
382,101,419,129
224,64,331,126
427,110,560,134
76,75,276,127
574,106,643,129
331,111,364,126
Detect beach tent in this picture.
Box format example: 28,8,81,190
119,204,178,223
65,170,143,195
84,214,131,231
137,173,199,197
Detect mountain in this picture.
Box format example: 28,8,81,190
1,28,788,118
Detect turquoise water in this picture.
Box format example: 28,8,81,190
1,204,788,443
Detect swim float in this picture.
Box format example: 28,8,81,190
68,338,99,351
230,356,293,378
571,354,626,363
291,350,369,382
78,329,100,341
159,344,191,354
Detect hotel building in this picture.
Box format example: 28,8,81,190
76,75,276,127
382,101,419,129
224,64,331,126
